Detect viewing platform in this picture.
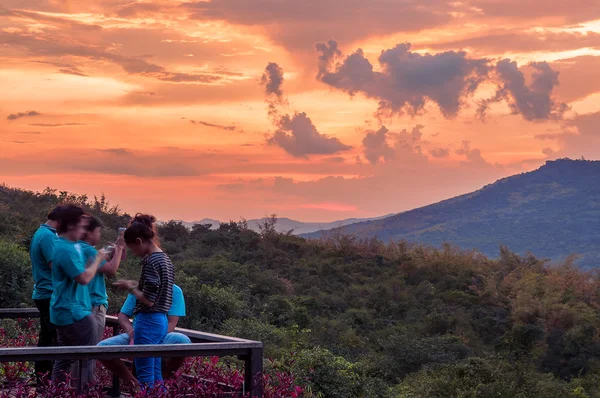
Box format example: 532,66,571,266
0,308,263,397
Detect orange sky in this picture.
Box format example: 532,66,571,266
1,0,599,222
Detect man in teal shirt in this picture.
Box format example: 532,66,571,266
30,205,63,381
50,205,105,391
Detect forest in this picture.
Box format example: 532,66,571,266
2,184,600,397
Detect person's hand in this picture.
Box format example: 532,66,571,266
113,279,138,291
126,329,134,341
96,249,108,262
115,235,126,250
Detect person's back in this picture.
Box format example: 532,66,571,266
30,205,62,382
31,224,57,301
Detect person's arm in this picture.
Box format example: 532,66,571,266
40,235,55,270
74,253,105,285
98,236,126,276
129,285,155,308
118,312,134,338
167,316,179,333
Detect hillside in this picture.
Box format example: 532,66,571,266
4,182,600,396
304,159,600,268
163,214,393,235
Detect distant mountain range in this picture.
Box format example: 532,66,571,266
303,159,600,268
160,214,394,236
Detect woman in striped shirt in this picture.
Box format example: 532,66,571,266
113,214,174,387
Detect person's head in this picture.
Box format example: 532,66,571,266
124,214,158,257
46,205,65,229
83,215,103,245
56,204,87,241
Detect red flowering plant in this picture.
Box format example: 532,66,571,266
1,322,312,397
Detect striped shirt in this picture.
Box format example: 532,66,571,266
134,252,174,314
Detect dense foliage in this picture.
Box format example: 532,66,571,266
304,158,600,269
2,184,600,396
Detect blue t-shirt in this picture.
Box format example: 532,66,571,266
50,238,91,326
30,224,57,300
121,284,185,328
78,241,108,308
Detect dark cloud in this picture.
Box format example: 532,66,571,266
478,60,569,121
261,62,288,118
7,110,40,120
19,131,42,135
28,123,87,127
260,62,351,158
261,62,285,100
268,112,352,157
4,140,30,144
316,40,490,118
190,120,236,131
362,126,395,165
317,40,567,122
430,148,450,158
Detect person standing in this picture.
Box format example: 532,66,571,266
50,205,105,390
30,205,63,382
80,216,126,343
114,214,174,388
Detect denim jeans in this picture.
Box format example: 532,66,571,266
133,312,168,386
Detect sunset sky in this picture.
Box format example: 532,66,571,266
1,0,599,222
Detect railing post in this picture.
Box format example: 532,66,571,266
244,347,263,397
109,324,121,397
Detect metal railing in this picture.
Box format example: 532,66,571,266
0,308,263,397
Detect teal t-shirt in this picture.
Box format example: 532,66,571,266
30,224,58,300
121,284,185,328
50,238,92,326
78,241,108,308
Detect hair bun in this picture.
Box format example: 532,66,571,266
132,213,156,228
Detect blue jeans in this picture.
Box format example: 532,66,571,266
133,312,168,386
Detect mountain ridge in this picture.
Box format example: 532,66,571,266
303,158,600,268
158,214,394,235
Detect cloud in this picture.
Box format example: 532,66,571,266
261,62,288,118
478,60,569,121
260,62,351,157
190,120,236,131
456,141,490,167
317,40,568,122
268,112,352,157
362,126,395,165
430,148,450,158
97,148,133,156
261,62,285,100
28,123,87,127
316,40,490,118
7,110,41,120
0,31,224,84
184,0,452,51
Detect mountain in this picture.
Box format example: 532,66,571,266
161,215,393,235
303,159,600,268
